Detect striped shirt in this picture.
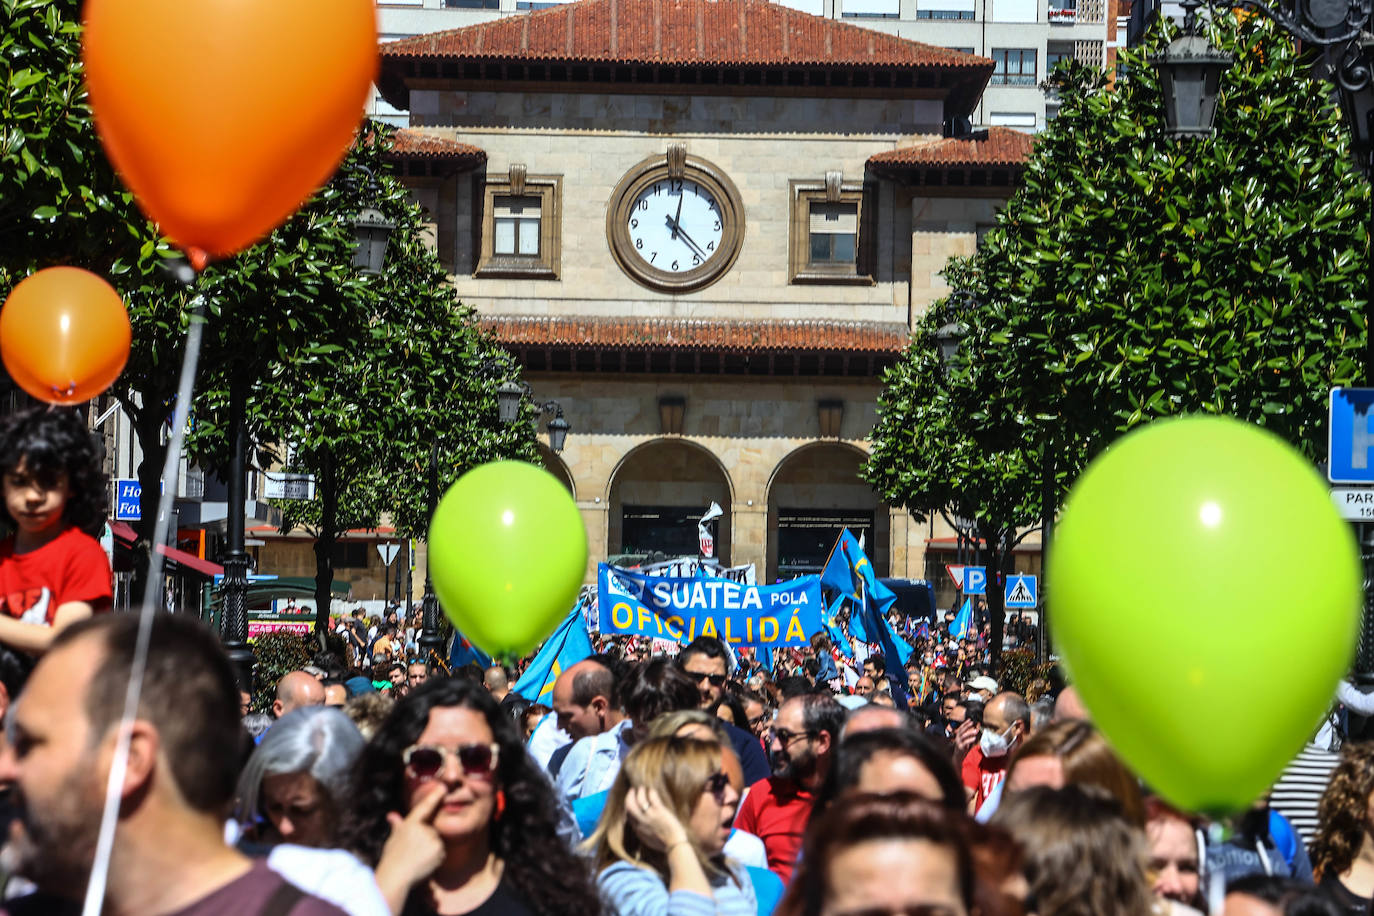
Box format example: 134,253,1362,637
1271,742,1340,846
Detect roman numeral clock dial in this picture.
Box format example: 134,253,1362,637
607,153,745,293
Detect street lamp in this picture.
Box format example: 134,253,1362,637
546,404,570,453
496,380,525,423
219,163,392,692
1151,0,1233,136
1149,0,1374,681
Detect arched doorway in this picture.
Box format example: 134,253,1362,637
537,444,575,498
607,440,733,565
766,443,887,582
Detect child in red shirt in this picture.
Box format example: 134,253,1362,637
0,407,113,655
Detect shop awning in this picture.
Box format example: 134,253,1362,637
108,520,224,578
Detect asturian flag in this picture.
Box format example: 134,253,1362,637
512,602,594,702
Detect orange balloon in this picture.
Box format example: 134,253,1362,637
0,268,132,405
81,0,377,266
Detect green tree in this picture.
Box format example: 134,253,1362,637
868,17,1367,670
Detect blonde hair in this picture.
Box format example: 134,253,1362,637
1007,719,1145,827
648,709,729,743
585,735,736,884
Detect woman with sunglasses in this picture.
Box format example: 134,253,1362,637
344,678,603,916
587,734,756,916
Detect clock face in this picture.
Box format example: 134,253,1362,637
607,154,744,293
624,179,725,275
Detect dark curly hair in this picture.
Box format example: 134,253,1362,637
341,677,604,916
0,407,106,537
1311,741,1374,880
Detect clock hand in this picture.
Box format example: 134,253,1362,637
672,191,684,238
674,223,710,261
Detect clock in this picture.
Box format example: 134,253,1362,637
606,152,745,293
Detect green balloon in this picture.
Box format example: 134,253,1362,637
1049,415,1361,816
428,461,588,659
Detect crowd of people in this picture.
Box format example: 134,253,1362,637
0,404,1372,915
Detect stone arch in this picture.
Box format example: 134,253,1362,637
765,441,887,583
536,443,575,499
606,438,734,564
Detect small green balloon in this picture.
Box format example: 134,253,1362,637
428,461,588,659
1049,415,1361,816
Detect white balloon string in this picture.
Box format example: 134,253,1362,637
81,293,207,916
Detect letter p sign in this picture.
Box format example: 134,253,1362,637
962,566,987,596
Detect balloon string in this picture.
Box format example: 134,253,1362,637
81,292,206,916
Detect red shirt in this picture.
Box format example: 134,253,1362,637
733,776,815,883
961,746,1008,811
0,527,112,625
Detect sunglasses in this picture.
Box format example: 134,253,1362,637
703,771,731,801
688,671,727,687
402,742,501,780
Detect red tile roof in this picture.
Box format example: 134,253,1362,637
378,0,992,113
867,126,1035,172
481,315,909,353
383,0,984,69
387,129,486,166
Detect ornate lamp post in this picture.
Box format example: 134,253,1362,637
220,166,393,691
1150,0,1374,681
419,376,571,671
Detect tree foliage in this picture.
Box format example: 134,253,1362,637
867,16,1367,670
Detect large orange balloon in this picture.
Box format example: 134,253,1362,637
82,0,377,269
1,268,132,405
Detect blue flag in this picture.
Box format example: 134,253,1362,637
824,593,855,660
829,531,911,708
448,631,492,671
950,598,972,641
513,603,594,702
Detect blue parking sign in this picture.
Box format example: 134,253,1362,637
962,566,987,595
1329,388,1374,484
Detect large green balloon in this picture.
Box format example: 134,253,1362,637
428,461,588,659
1049,416,1361,816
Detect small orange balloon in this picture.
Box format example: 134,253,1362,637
0,268,132,405
81,0,377,264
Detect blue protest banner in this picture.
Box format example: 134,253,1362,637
598,563,822,648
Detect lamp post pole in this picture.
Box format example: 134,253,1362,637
220,369,254,692
420,444,446,673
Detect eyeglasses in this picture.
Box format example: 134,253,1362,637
402,742,501,780
771,727,815,747
703,771,731,801
747,713,770,728
687,671,727,687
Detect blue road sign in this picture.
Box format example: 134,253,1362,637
1329,388,1374,484
962,566,987,595
1005,574,1037,609
114,479,141,521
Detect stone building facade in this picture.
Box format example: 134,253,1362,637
379,0,1037,587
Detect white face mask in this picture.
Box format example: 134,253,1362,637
980,723,1014,758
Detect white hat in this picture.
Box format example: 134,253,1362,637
968,675,999,693
837,694,869,710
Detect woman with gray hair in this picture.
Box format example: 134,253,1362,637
236,705,365,848
233,706,389,916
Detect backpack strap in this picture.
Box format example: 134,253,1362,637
260,879,306,916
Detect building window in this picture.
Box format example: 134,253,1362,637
331,543,369,569
1048,0,1077,19
446,0,498,7
991,48,1037,85
476,176,561,279
841,0,900,16
1047,42,1074,71
917,9,976,17
789,180,876,285
947,46,977,53
808,203,858,265
989,111,1038,128
493,196,541,257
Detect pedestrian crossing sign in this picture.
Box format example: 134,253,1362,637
1005,574,1037,609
